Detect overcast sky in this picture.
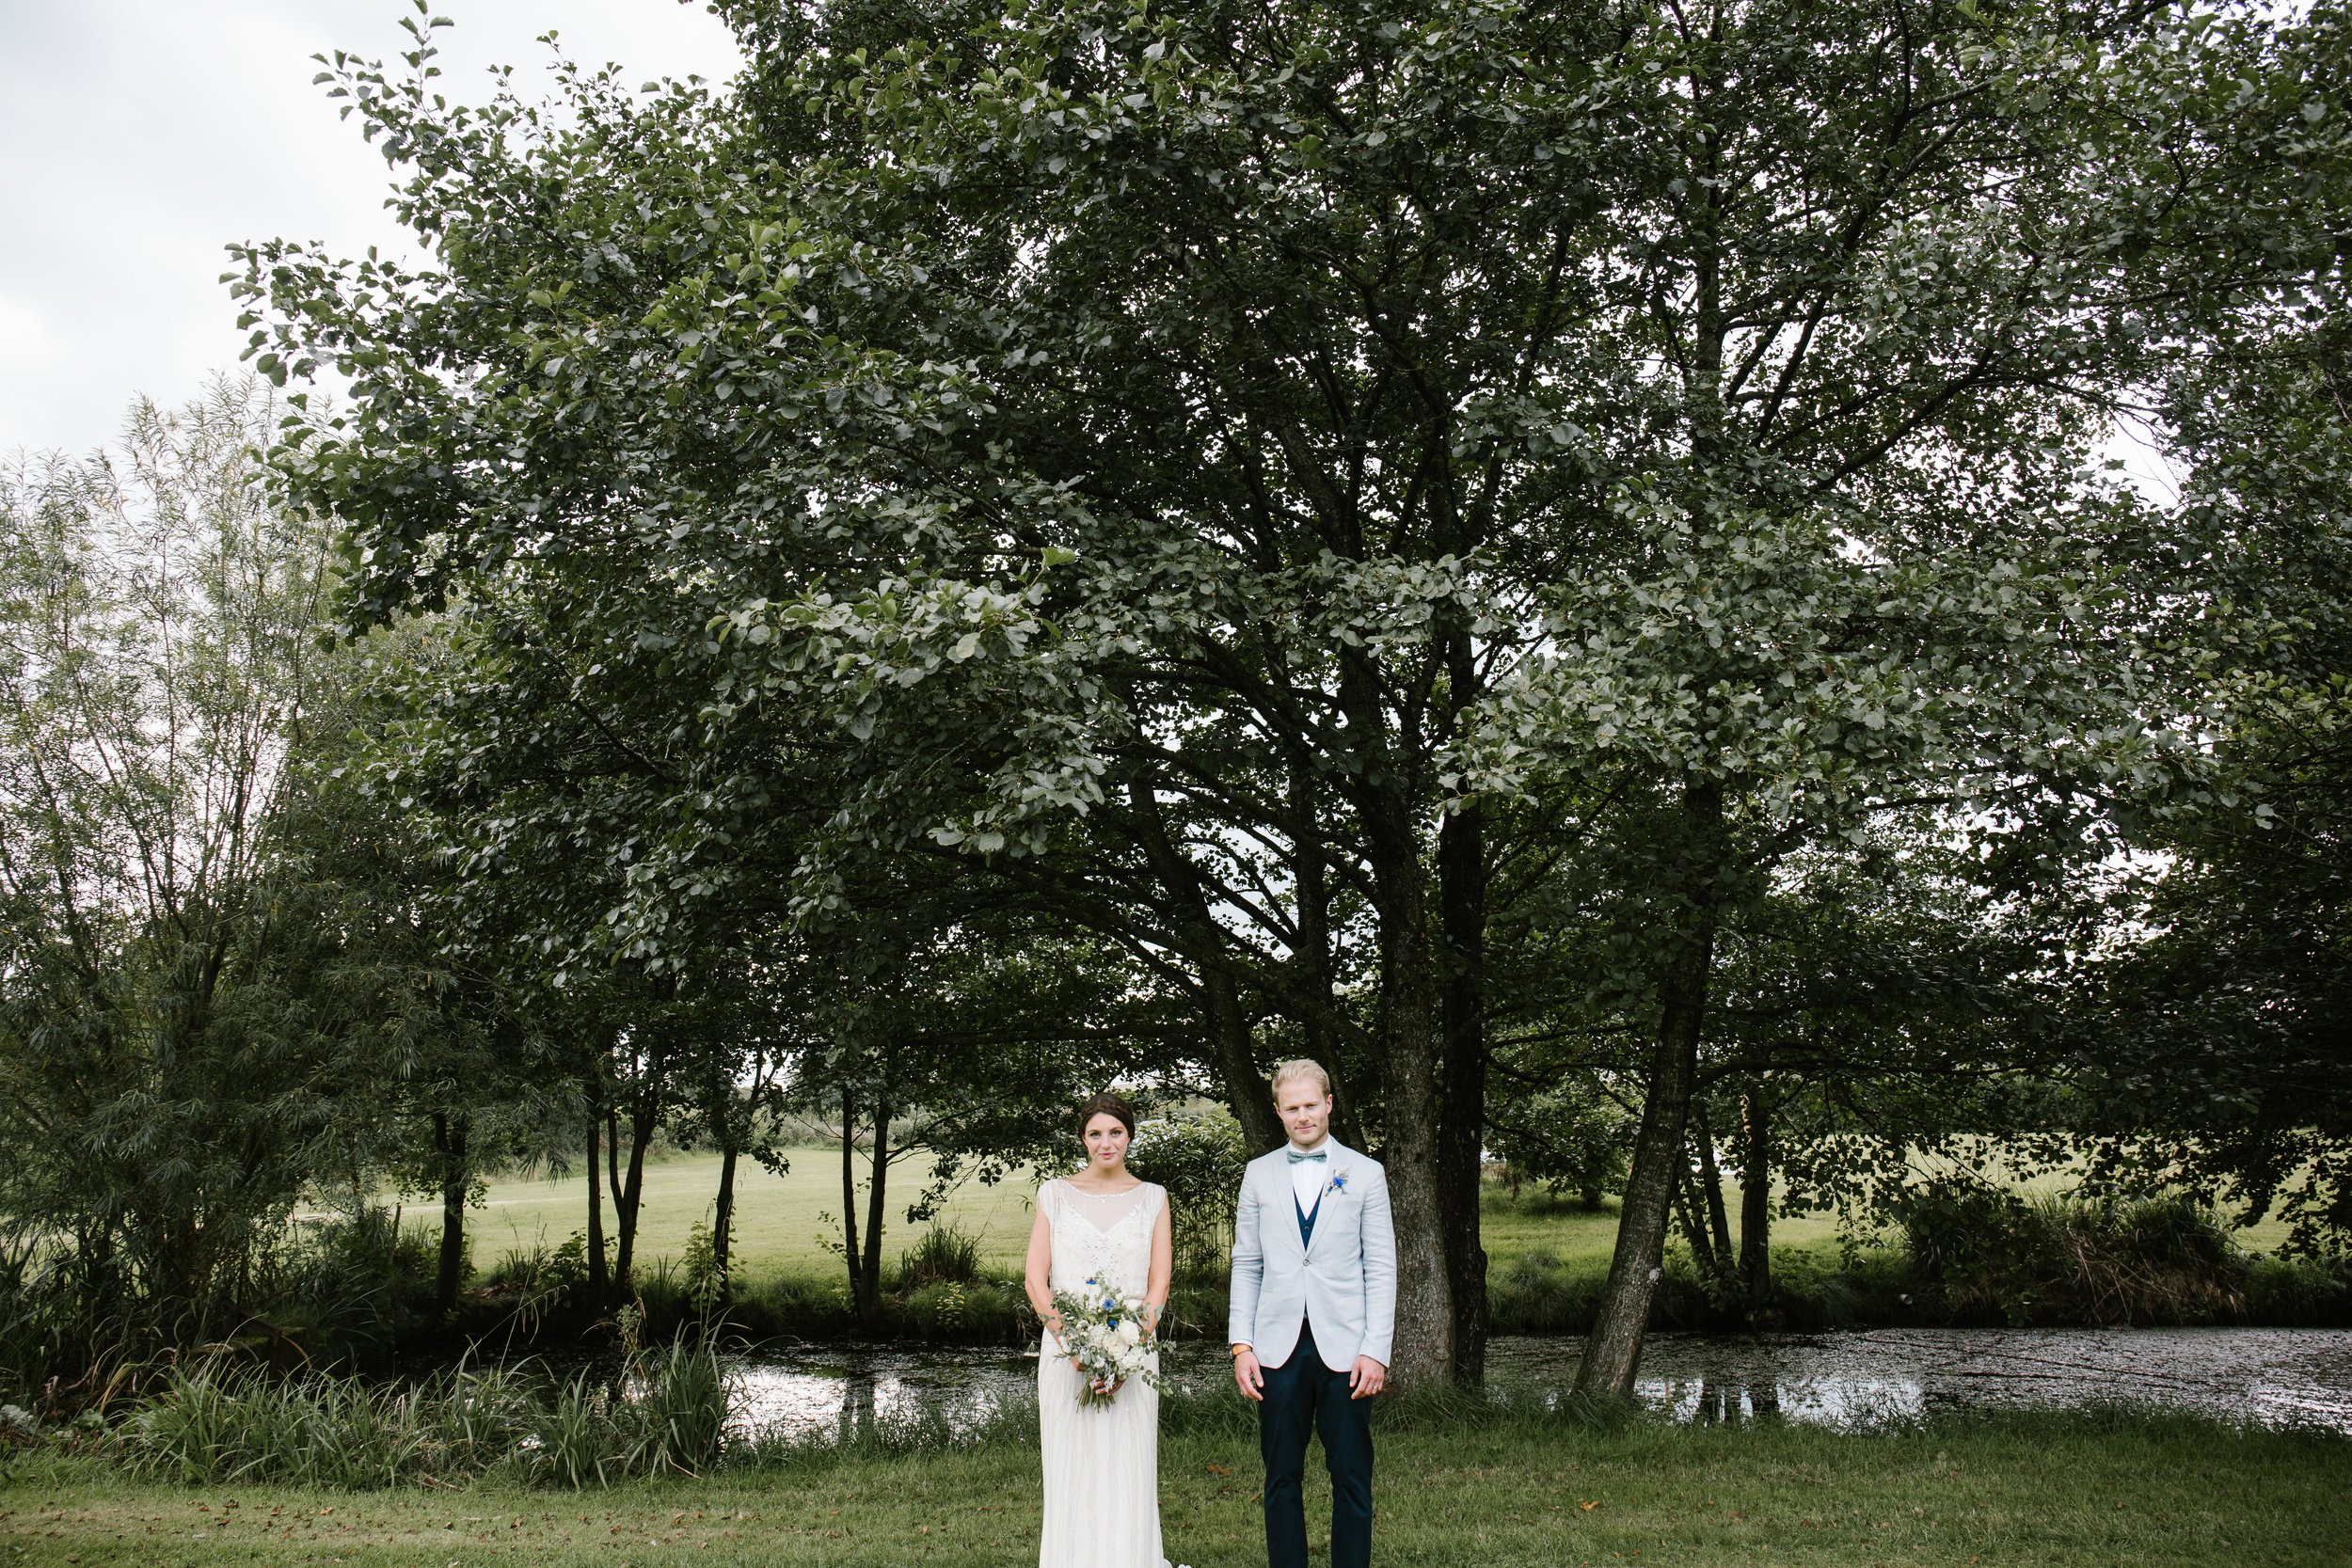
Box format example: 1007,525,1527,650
1,0,743,459
4,2,2182,502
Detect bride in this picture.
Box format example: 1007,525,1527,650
1023,1091,1174,1568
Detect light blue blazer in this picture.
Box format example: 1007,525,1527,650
1227,1140,1398,1371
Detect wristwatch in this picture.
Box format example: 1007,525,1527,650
1230,1342,1253,1358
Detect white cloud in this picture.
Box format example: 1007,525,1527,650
0,0,741,457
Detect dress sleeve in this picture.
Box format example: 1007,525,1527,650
1038,1178,1060,1229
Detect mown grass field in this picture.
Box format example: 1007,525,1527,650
7,1410,2342,1566
456,1149,1854,1285
456,1148,2296,1286
457,1150,1044,1282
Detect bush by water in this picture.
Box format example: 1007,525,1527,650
1487,1190,2352,1334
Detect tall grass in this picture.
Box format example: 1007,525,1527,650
124,1340,736,1489
106,1361,1647,1494
128,1360,530,1488
897,1225,983,1290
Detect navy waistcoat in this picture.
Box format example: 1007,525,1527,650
1295,1190,1324,1250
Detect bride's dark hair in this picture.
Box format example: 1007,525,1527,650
1075,1091,1136,1138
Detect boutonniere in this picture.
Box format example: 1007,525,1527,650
1326,1166,1352,1198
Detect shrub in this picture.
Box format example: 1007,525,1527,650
902,1281,971,1338
1158,1281,1229,1341
1129,1108,1248,1279
679,1220,729,1319
1889,1182,2255,1326
752,1275,859,1339
2243,1253,2352,1326
1487,1248,1602,1335
897,1225,982,1291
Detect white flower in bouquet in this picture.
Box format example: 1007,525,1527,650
1051,1275,1163,1409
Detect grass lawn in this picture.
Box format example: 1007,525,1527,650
1478,1187,1848,1270
456,1147,2300,1305
1476,1173,2298,1271
457,1152,1781,1286
459,1151,1044,1282
8,1412,2341,1566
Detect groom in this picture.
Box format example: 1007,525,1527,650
1230,1058,1397,1568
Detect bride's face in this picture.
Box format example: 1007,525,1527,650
1082,1114,1131,1174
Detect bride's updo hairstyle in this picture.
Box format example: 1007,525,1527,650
1075,1090,1137,1137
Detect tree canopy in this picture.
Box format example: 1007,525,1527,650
216,0,2352,1388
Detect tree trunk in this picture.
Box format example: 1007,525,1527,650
859,1088,893,1323
585,1086,610,1303
713,1144,739,1293
606,1107,625,1243
1432,499,1492,1386
1694,1111,1736,1265
432,1111,469,1314
839,1086,864,1308
1740,1089,1772,1300
1207,963,1284,1154
1575,779,1724,1400
1370,847,1454,1388
1326,1061,1364,1155
1287,740,1352,1154
1126,773,1285,1155
611,1101,655,1292
1436,795,1489,1386
1675,1169,1719,1276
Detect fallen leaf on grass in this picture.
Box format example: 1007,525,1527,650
1579,1500,1599,1511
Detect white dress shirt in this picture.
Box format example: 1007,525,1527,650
1288,1135,1332,1212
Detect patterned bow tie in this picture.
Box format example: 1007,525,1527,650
1286,1148,1327,1164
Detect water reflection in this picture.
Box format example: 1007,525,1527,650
839,1348,875,1442
1602,1327,2352,1432
727,1328,2352,1441
1677,1377,1773,1426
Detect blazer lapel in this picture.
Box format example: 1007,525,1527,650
1266,1156,1308,1262
1299,1142,1351,1263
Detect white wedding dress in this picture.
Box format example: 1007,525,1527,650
1037,1178,1170,1568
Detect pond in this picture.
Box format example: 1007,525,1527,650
733,1328,2352,1440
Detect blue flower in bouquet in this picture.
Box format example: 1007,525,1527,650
1052,1279,1164,1410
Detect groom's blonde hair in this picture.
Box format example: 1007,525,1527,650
1269,1058,1332,1100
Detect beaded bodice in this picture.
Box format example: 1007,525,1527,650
1040,1178,1164,1300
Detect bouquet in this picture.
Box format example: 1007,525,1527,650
1049,1275,1162,1409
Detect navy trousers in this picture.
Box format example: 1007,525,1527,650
1259,1320,1374,1568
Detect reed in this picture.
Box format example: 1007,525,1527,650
895,1225,983,1290
122,1340,735,1489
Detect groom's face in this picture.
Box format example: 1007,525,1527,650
1276,1082,1333,1148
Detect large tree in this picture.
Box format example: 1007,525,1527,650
0,379,345,1329
240,0,2328,1386
2073,41,2352,1250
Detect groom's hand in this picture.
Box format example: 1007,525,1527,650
1232,1347,1263,1402
1349,1356,1387,1399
